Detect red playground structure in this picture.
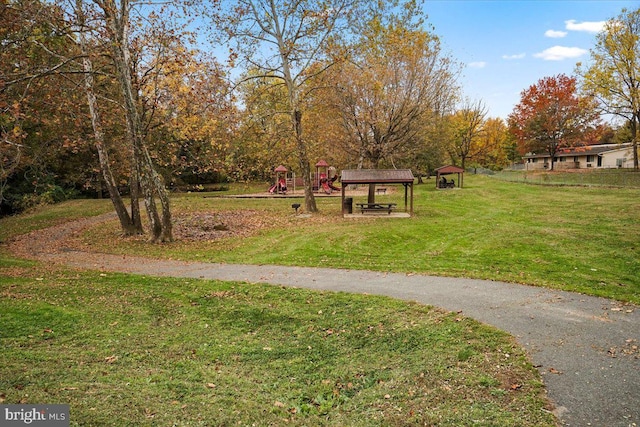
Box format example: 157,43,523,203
268,165,289,194
316,161,340,194
268,161,340,195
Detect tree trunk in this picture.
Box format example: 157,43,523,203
76,0,139,235
272,7,317,214
368,184,376,204
293,109,317,213
133,145,162,238
367,158,381,203
102,0,172,242
548,144,556,171
129,167,143,233
632,114,639,170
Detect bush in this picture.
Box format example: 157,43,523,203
2,184,79,216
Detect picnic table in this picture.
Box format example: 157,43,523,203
438,178,455,189
356,203,397,214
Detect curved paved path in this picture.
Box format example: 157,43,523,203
9,215,640,426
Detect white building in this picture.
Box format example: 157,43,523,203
523,143,634,170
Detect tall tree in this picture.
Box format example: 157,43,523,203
162,67,235,184
2,0,221,229
233,73,298,181
74,0,141,235
478,117,510,170
91,0,173,242
447,99,487,169
316,5,459,202
219,0,359,213
578,7,640,169
129,23,235,187
508,74,600,171
0,0,92,212
503,128,521,169
327,5,458,172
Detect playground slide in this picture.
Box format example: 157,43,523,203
269,181,287,194
321,180,340,194
321,181,332,194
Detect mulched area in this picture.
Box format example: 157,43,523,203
6,208,332,262
171,210,287,241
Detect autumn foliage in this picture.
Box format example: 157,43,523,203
508,74,600,169
5,0,633,227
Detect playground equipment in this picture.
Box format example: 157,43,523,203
268,165,289,194
268,161,340,195
315,160,340,194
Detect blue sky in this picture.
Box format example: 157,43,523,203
422,0,639,119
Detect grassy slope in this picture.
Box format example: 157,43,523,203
79,176,640,304
2,176,637,425
0,270,554,426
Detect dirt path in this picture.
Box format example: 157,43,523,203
6,216,640,427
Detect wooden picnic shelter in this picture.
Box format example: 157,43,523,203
435,165,465,188
341,169,415,216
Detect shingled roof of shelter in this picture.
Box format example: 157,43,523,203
435,165,464,174
341,169,414,184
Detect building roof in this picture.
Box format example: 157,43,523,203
435,165,465,174
524,143,632,159
341,169,415,184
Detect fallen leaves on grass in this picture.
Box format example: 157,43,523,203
104,355,118,364
172,210,287,242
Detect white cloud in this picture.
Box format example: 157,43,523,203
565,19,606,33
468,61,487,69
545,29,567,38
534,45,588,61
502,53,526,60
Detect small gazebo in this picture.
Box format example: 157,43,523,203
341,169,415,216
435,165,465,188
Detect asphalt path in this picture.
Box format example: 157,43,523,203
10,217,640,427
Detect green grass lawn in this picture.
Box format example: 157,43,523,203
2,175,638,425
0,269,554,426
72,175,640,304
